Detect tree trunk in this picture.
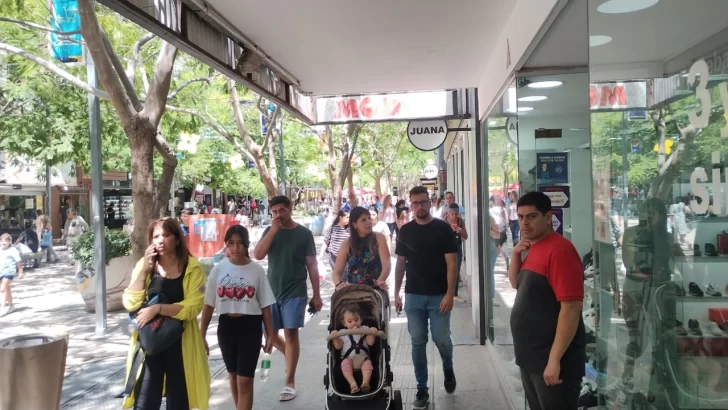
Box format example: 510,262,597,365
128,125,157,259
154,131,177,218
386,171,394,196
374,173,383,198
347,167,357,207
268,137,280,197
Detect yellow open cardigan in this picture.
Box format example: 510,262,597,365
121,256,210,410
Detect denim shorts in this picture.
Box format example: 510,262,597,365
270,297,308,331
0,274,14,281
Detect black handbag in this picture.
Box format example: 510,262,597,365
131,293,184,356
128,265,186,356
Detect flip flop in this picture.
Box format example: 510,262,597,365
350,384,361,394
280,386,297,401
360,384,371,394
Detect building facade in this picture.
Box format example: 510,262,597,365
446,0,728,408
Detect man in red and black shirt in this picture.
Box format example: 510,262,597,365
509,192,585,410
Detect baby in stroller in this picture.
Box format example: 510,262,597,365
330,304,379,394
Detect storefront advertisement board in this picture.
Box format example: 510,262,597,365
538,185,570,208
551,208,563,235
536,152,569,185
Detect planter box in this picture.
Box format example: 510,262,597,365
75,255,135,312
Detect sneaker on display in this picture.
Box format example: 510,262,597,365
694,244,702,256
705,243,719,256
675,283,686,297
688,282,704,297
705,284,722,297
707,322,724,336
688,319,703,336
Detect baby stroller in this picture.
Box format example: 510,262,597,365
324,284,402,410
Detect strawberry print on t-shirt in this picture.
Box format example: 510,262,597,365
204,259,276,316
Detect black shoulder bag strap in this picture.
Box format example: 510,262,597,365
123,258,188,397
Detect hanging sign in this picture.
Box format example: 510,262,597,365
423,164,438,179
49,0,83,63
407,120,448,152
506,117,518,145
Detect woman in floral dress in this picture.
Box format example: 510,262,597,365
331,207,391,290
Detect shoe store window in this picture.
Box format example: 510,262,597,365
588,0,728,408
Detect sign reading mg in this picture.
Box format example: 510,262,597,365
407,120,448,152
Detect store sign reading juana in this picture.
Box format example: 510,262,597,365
407,120,448,152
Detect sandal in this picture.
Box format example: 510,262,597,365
360,384,371,394
350,384,360,394
279,386,297,401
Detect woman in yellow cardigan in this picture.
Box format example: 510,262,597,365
122,218,210,409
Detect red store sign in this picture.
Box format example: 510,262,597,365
315,91,453,124
589,82,647,110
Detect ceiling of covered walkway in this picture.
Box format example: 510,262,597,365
201,0,516,96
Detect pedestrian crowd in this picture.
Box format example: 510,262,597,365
0,185,586,409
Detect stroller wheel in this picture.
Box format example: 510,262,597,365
392,390,403,410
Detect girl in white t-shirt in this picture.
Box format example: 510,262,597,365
200,225,276,410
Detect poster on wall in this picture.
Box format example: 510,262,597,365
551,209,563,235
539,185,570,208
536,152,569,185
593,157,612,244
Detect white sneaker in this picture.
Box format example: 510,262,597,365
707,322,724,336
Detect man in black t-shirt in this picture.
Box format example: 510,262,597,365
394,186,458,409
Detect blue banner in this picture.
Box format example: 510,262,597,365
536,152,569,185
49,0,83,63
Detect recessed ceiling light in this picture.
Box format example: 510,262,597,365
518,107,534,112
527,81,562,89
590,35,612,47
597,0,659,14
570,128,587,131
518,96,548,102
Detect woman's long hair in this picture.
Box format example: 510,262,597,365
147,218,190,264
382,195,392,210
333,210,349,227
349,206,374,255
224,224,250,258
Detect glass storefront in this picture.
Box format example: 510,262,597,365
589,0,728,408
0,194,41,239
482,2,728,408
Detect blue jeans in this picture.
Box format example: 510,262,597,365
455,246,463,296
405,293,453,390
509,220,520,245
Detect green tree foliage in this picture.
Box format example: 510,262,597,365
358,122,432,196
0,2,129,170
174,134,266,198
486,121,518,194
591,86,727,197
